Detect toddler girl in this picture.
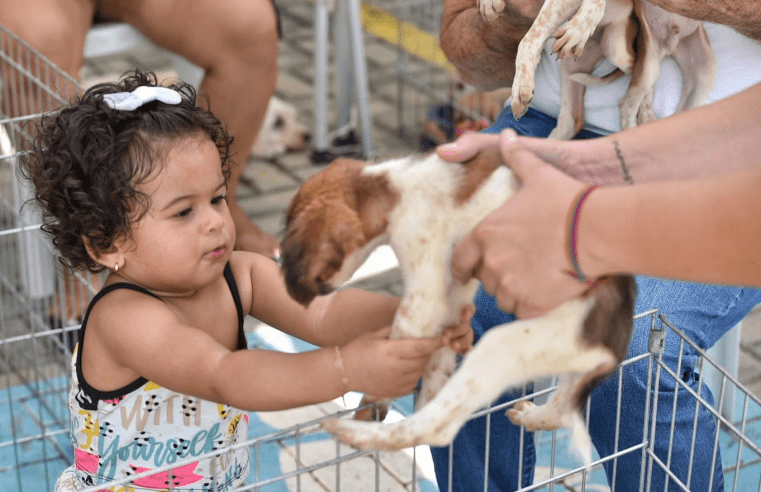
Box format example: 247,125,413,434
22,70,471,491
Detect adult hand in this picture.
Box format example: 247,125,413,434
438,130,629,186
442,130,596,318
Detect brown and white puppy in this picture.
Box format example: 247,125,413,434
479,0,636,123
548,0,638,139
251,96,310,158
617,0,716,129
477,0,715,138
281,149,635,464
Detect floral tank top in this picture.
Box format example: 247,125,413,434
56,263,250,491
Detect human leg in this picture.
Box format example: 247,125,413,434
0,0,95,94
589,278,761,491
100,0,282,257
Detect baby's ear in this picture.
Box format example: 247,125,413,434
82,235,127,273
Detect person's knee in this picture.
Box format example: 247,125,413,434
10,8,89,77
220,1,279,67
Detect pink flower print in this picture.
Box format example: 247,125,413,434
130,461,203,488
74,448,99,475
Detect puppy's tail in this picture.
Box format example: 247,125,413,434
569,411,593,470
570,68,624,87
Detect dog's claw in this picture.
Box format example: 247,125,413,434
511,86,533,120
510,66,534,120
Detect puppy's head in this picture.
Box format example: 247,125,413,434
281,158,398,305
251,97,310,158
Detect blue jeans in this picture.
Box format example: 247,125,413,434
430,107,761,491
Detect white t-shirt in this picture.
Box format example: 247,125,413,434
529,23,761,135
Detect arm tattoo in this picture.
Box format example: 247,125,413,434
613,140,634,185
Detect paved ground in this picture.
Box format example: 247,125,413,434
74,2,761,490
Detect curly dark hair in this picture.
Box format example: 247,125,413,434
19,70,234,272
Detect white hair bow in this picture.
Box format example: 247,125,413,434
103,86,182,111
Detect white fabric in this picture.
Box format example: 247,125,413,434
104,86,182,111
529,23,761,135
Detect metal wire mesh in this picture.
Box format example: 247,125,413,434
0,24,99,491
2,10,761,492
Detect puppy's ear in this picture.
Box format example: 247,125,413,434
328,209,366,256
303,211,365,287
281,201,332,305
281,199,365,305
353,177,396,240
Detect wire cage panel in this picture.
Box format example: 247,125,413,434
360,0,510,151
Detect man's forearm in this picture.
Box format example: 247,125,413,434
647,0,761,41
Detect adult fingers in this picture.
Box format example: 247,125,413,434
437,132,500,162
498,130,546,182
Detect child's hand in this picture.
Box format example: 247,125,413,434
341,327,445,398
441,304,475,355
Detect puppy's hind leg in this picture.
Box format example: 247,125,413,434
321,297,618,451
600,13,637,74
550,63,588,140
507,362,617,466
672,25,717,112
416,347,457,410
549,40,603,140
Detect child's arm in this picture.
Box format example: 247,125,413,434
88,285,450,411
233,252,402,346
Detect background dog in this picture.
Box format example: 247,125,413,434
280,149,636,464
251,96,310,158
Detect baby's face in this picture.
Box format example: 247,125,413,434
115,135,235,296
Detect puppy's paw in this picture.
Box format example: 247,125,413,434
506,401,542,431
321,418,366,448
619,99,639,130
636,100,655,126
548,123,575,141
510,69,534,120
321,418,408,451
552,24,591,59
477,0,505,22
